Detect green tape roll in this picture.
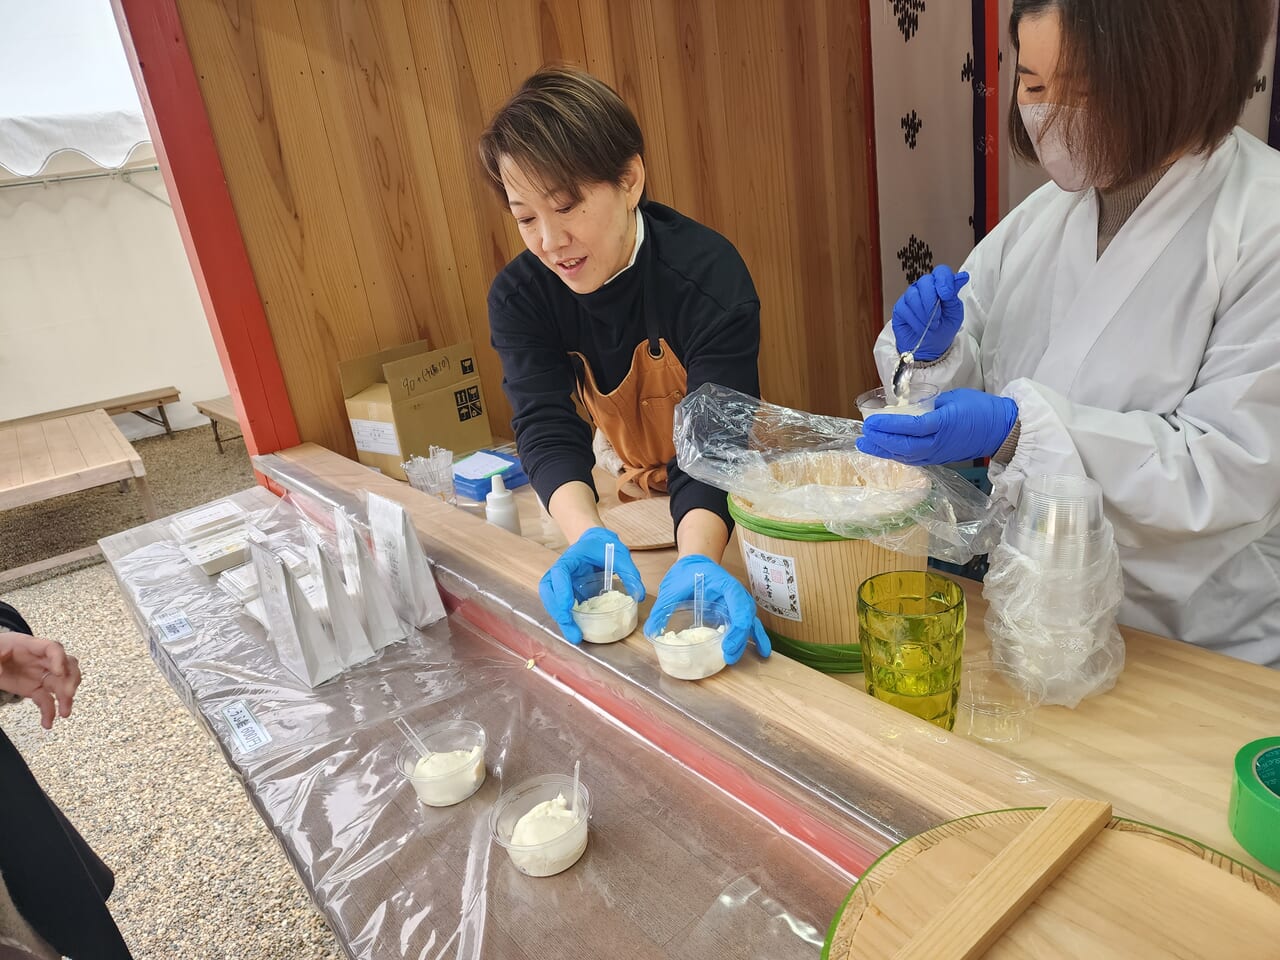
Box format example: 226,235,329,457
1228,737,1280,872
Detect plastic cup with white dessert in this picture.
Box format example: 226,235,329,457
856,384,940,420
645,599,730,681
396,719,487,807
570,569,643,644
491,773,592,877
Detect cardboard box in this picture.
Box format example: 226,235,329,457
339,340,491,480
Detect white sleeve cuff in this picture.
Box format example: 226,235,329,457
988,378,1088,507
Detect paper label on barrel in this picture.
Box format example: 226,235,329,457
1256,747,1280,798
743,542,802,621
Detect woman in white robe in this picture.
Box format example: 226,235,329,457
860,0,1280,667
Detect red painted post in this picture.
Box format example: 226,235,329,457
110,0,300,460
985,0,1002,232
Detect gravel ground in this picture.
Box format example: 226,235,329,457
3,565,344,959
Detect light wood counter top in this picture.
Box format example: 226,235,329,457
271,443,1280,880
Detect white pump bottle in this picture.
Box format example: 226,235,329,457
485,473,521,535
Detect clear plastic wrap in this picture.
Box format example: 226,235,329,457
102,489,849,958
983,524,1126,708
673,384,1004,563
102,458,1073,959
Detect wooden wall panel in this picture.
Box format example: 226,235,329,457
715,1,804,408
293,1,469,347
828,0,884,390
649,0,736,233
782,1,850,410
401,0,522,432
175,0,379,455
172,0,881,456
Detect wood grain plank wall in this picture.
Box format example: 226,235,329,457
173,0,881,457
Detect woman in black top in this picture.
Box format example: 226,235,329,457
482,67,770,664
0,601,132,958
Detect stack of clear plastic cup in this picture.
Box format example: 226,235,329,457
1004,475,1112,625
985,474,1126,707
1006,475,1109,564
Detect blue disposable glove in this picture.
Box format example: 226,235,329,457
856,388,1018,466
539,528,645,644
891,265,970,361
643,555,771,665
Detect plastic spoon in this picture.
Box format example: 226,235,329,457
693,571,706,629
570,759,581,816
395,717,431,761
601,541,615,597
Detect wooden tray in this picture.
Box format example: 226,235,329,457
600,497,675,550
826,805,1280,959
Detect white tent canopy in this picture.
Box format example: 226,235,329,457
0,0,228,438
0,0,153,180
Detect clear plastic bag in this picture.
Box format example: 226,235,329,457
673,384,1003,563
109,485,859,959
983,524,1126,708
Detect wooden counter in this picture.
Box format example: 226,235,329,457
273,443,1280,880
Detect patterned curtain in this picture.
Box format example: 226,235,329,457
1241,3,1280,148
869,1,978,306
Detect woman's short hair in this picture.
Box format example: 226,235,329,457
1008,0,1274,187
480,66,645,202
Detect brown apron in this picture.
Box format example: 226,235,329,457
569,303,686,501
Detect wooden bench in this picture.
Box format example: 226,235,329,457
192,395,242,453
0,410,157,585
0,386,181,436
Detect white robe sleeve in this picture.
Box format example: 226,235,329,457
991,237,1280,573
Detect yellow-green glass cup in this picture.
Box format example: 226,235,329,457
857,571,966,730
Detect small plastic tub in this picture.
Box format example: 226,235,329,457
396,719,487,807
491,774,591,877
857,384,940,419
646,600,729,681
957,658,1045,743
570,570,643,644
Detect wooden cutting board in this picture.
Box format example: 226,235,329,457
600,497,675,550
827,805,1280,960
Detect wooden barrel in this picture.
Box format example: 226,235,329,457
730,450,929,673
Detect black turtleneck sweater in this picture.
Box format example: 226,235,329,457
488,200,761,535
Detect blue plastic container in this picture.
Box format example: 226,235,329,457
452,449,529,500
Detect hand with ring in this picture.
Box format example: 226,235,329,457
0,631,82,729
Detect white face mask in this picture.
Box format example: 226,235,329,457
1019,102,1091,192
